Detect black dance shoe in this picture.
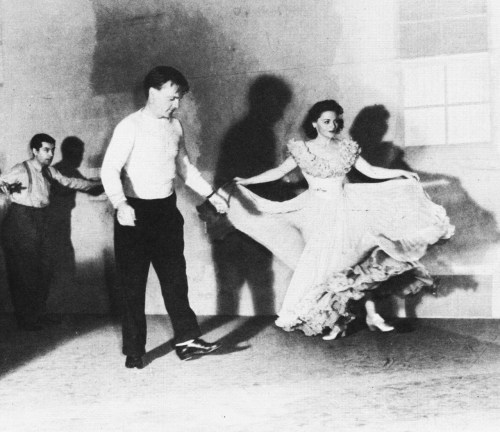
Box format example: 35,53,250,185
175,338,222,361
125,355,145,369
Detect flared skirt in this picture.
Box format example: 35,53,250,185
222,179,454,335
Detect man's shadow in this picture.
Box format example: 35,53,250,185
199,75,295,346
347,105,500,321
143,315,277,365
46,137,107,311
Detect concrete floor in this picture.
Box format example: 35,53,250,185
1,315,500,432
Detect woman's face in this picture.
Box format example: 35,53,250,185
312,111,339,140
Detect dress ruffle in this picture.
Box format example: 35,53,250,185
275,247,432,335
287,138,361,178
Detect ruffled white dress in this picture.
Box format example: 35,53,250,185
223,138,454,335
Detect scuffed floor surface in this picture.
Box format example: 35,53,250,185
1,315,500,432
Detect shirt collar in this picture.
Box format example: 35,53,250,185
27,158,44,172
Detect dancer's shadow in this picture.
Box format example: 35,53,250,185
348,105,500,253
143,316,274,365
347,105,500,319
46,137,105,308
211,75,294,318
347,104,412,184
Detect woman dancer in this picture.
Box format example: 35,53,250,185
224,99,454,340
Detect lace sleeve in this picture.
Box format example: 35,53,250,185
341,138,361,168
286,139,302,160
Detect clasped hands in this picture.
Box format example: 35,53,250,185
233,177,253,186
207,192,228,214
398,170,420,182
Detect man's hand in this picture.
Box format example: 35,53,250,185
88,178,104,196
233,177,253,186
116,201,136,226
399,170,420,181
0,180,10,195
208,193,228,213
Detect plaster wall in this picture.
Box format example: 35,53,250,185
0,0,498,317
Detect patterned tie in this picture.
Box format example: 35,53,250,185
42,166,53,184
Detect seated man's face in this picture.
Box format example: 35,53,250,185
33,142,55,166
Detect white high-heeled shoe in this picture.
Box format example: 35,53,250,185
366,313,394,332
322,324,347,340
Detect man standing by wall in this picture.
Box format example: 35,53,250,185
101,66,227,368
0,133,101,331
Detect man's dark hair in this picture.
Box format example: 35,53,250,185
30,133,56,151
143,66,190,97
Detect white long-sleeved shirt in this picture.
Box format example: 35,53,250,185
0,159,97,208
101,109,212,208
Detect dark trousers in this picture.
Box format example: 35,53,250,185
1,203,51,325
114,194,201,356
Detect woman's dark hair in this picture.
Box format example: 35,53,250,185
143,66,190,97
301,99,344,139
30,133,56,151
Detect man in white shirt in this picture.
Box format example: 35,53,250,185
101,66,227,368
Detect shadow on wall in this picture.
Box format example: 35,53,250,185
89,0,248,169
212,75,294,316
47,136,117,314
348,104,500,260
89,1,236,95
347,105,500,315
